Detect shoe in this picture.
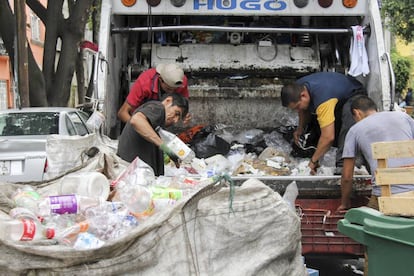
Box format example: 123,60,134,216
334,167,343,175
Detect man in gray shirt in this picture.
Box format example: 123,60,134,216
338,95,414,211
117,93,189,176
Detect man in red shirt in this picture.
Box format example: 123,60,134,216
117,63,190,123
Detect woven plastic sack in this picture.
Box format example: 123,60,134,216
0,178,305,276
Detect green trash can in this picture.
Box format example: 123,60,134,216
338,207,414,276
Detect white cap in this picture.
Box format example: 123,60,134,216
156,63,184,88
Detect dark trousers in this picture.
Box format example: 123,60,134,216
335,98,356,167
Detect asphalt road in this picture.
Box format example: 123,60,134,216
305,255,364,276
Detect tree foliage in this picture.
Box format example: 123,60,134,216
0,0,96,107
390,49,412,95
381,0,414,42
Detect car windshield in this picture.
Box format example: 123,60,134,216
0,112,59,136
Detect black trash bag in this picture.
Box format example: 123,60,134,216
190,126,231,159
244,139,267,156
191,133,231,159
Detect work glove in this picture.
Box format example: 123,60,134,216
159,143,181,168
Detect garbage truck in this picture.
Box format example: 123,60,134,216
96,0,393,257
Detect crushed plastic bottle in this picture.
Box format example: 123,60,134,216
85,201,139,240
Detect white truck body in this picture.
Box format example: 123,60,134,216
97,0,393,138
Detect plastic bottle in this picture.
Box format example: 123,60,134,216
36,194,105,217
0,218,54,242
85,201,139,240
150,186,183,212
9,207,39,221
112,181,152,215
54,221,89,246
12,186,41,210
158,127,196,162
58,172,110,201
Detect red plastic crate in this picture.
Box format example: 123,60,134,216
296,198,367,256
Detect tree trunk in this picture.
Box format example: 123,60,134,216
76,50,86,106
44,0,93,106
0,0,47,107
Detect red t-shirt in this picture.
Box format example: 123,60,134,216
126,68,189,110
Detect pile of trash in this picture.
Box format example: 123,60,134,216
168,124,368,178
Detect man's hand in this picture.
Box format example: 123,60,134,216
160,143,181,168
182,113,192,125
308,159,320,175
336,203,351,212
293,129,303,146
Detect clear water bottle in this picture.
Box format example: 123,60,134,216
36,194,105,217
112,181,152,215
0,218,55,242
9,207,39,221
158,127,195,163
12,186,41,211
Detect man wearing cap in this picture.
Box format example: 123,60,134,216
117,63,190,124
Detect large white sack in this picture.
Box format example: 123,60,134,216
0,178,305,276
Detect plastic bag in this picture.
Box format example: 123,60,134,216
191,133,230,159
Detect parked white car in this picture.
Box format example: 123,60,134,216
0,107,91,183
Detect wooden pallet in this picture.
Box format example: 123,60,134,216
371,140,414,216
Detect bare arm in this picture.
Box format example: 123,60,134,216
308,122,335,174
337,158,355,211
294,109,311,145
118,101,134,123
129,112,163,147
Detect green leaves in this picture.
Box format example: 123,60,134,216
382,0,414,42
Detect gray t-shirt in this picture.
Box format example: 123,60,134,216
343,111,414,196
117,101,165,176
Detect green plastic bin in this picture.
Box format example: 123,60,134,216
338,207,414,276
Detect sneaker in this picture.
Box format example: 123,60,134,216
334,167,343,175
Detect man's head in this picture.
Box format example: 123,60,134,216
350,95,377,122
161,93,189,126
156,63,185,93
281,83,310,112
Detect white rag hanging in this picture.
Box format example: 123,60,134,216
349,25,370,77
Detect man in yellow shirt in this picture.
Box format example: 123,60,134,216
281,72,366,175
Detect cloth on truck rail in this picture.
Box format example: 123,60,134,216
0,178,305,276
349,25,369,77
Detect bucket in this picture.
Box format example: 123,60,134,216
59,172,110,200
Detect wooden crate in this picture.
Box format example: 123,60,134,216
371,140,414,216
405,106,414,116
